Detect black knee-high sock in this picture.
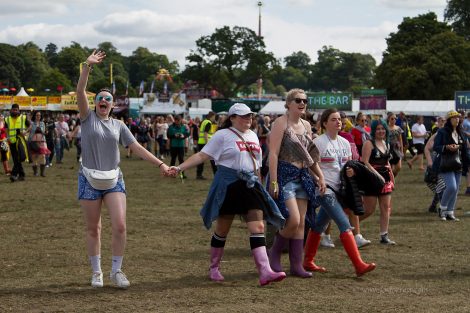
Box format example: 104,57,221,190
250,233,266,250
211,233,226,248
431,193,439,207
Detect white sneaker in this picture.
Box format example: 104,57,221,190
320,233,335,248
355,234,371,248
110,270,130,288
91,271,103,288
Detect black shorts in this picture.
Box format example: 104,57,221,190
414,143,425,155
219,180,268,216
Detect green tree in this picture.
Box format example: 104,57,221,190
128,47,178,93
44,43,58,68
182,26,277,97
38,68,72,94
445,0,470,40
0,43,24,88
284,51,311,70
17,42,50,91
308,46,375,92
56,42,87,85
375,13,467,99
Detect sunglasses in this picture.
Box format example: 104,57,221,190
237,114,253,119
294,98,308,104
96,95,113,102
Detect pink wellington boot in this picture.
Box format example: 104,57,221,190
252,246,286,286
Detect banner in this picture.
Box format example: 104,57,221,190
306,92,352,111
455,91,470,111
0,96,12,105
361,89,386,96
48,96,62,104
113,96,130,114
13,96,31,107
61,95,94,110
359,95,387,110
31,96,47,106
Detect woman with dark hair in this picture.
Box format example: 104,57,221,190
77,50,169,289
267,88,325,279
303,108,376,277
360,119,396,245
28,111,46,176
433,110,468,221
168,103,286,286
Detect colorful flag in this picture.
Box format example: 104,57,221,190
139,81,145,96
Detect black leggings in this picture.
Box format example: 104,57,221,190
170,147,185,166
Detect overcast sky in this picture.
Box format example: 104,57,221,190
0,0,447,68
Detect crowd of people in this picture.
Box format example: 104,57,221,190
2,51,469,289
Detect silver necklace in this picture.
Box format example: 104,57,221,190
326,134,343,168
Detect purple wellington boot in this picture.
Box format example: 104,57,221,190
269,233,288,272
289,239,312,278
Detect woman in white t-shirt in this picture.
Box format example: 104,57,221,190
303,108,376,277
77,50,169,289
168,103,286,286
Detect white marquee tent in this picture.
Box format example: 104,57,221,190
259,100,455,116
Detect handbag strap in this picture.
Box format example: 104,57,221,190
228,127,258,173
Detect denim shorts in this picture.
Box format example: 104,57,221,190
77,173,126,200
283,178,308,200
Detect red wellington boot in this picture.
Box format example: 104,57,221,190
303,230,327,273
340,230,376,277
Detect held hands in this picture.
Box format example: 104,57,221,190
167,166,181,178
86,50,106,66
158,163,172,177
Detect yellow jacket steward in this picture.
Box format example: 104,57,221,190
198,119,215,145
6,114,26,144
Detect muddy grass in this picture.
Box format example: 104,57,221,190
0,150,469,312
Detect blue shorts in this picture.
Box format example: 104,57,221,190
283,178,308,200
77,173,126,200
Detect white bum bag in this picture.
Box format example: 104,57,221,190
82,165,120,190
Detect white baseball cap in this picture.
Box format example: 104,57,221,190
228,103,254,117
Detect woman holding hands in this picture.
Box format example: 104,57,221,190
168,103,286,286
77,50,169,288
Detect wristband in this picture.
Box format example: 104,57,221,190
82,61,93,72
158,162,164,168
271,180,278,186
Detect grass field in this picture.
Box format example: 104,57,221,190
1,149,470,313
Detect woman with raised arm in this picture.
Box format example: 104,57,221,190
267,88,325,279
76,50,169,289
168,103,286,286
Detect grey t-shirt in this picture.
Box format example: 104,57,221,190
80,110,136,171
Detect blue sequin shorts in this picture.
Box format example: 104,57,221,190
77,173,126,200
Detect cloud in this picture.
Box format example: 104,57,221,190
263,15,397,64
0,1,68,16
95,10,215,43
378,0,446,10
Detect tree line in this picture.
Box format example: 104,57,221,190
0,1,469,100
